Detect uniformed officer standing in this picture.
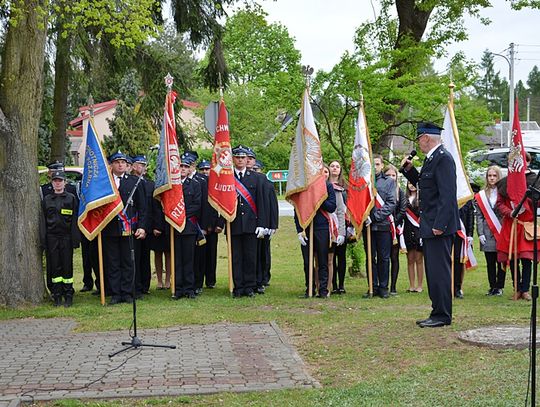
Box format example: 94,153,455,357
102,152,147,305
198,159,220,289
172,153,202,299
401,122,460,327
41,161,80,293
40,171,80,307
246,150,278,291
229,145,268,297
131,155,153,295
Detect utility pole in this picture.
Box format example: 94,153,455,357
508,42,515,146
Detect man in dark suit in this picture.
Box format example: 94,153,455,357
401,122,460,328
102,151,147,305
131,155,154,295
229,145,268,297
172,153,202,299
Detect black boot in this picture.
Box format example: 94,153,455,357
64,295,73,308
53,296,62,307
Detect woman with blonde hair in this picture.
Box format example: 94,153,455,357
475,165,505,295
328,160,348,294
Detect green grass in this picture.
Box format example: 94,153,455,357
2,217,535,406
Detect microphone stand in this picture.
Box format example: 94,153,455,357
510,170,540,406
109,172,176,357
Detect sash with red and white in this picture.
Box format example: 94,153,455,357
321,210,340,245
235,178,258,216
375,193,396,242
456,219,477,270
474,190,501,241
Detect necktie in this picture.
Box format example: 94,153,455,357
237,171,243,181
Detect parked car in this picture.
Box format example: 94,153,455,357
467,146,540,181
38,166,83,185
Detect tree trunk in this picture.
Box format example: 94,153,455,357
0,0,49,307
50,26,73,163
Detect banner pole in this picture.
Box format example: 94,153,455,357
170,225,175,296
367,224,373,297
513,219,519,300
227,221,233,294
308,225,314,297
98,232,105,306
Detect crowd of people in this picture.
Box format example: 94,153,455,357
40,129,539,319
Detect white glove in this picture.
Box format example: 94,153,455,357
518,206,526,215
298,232,308,246
467,236,473,248
364,216,372,227
479,235,487,245
255,227,266,239
267,229,276,239
419,238,423,246
336,235,345,246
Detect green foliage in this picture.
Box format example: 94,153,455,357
102,70,157,156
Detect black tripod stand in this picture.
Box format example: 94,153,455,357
109,173,176,358
510,170,540,406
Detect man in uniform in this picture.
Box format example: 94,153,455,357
40,161,80,293
131,155,153,295
172,153,202,299
246,150,278,290
229,145,268,297
198,159,220,289
40,171,80,307
102,151,147,305
401,122,459,327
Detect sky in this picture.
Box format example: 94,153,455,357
252,0,540,84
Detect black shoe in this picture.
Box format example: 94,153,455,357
331,289,340,295
493,288,503,296
53,297,62,307
195,288,203,295
187,292,197,299
416,318,430,326
123,295,133,304
64,296,73,308
173,293,184,300
92,290,100,296
109,296,122,305
80,285,92,292
362,291,375,298
379,289,389,299
454,290,464,299
316,293,329,299
339,288,346,294
246,291,255,297
206,284,215,289
486,288,495,296
256,286,265,294
418,318,451,328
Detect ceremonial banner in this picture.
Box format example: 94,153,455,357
208,99,237,221
507,99,527,206
285,88,327,229
346,98,376,232
78,119,123,240
154,91,186,232
440,102,474,207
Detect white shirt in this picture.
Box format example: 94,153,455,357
114,174,124,188
426,143,442,160
235,169,245,178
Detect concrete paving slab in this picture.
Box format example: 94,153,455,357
0,318,318,403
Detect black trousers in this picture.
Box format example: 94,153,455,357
139,238,152,293
81,235,95,289
231,234,257,295
194,241,207,290
300,228,329,296
423,235,453,324
256,237,271,288
453,235,464,292
509,258,532,293
363,230,392,292
332,243,347,289
103,235,133,299
46,235,74,298
204,232,218,287
174,234,196,296
390,243,400,292
484,251,505,290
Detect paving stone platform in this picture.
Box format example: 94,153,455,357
0,318,319,404
458,325,539,350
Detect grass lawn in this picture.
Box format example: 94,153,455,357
1,217,535,406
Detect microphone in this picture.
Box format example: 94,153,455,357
401,150,417,171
